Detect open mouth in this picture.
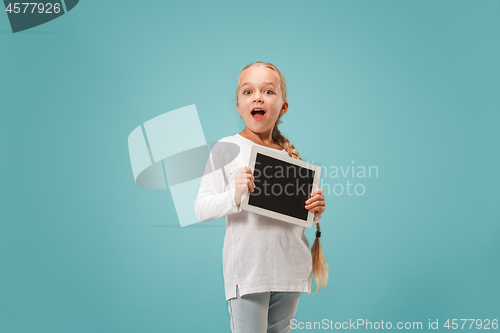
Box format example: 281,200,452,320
251,109,266,121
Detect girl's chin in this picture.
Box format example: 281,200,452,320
246,126,274,133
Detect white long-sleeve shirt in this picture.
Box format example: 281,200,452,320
195,133,322,300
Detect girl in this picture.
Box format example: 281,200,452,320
195,61,328,333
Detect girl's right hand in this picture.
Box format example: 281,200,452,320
234,168,255,206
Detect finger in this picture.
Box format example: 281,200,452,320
247,179,254,192
308,206,324,214
305,195,323,205
305,200,325,210
310,205,325,214
311,188,323,196
309,194,322,201
239,168,251,177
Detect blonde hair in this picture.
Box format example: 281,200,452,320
236,61,329,293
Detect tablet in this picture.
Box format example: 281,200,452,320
240,145,322,228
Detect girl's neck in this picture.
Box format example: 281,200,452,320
239,128,282,149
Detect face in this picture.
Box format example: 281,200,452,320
236,66,288,134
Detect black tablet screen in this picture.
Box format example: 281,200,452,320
248,153,315,221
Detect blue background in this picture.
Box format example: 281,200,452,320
1,0,499,332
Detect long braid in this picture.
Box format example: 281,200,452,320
272,119,301,160
310,220,328,293
272,116,329,294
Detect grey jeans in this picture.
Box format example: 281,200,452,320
228,286,302,333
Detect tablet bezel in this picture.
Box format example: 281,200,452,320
240,145,322,228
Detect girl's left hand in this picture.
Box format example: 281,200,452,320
305,188,325,218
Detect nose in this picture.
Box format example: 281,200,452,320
253,91,263,103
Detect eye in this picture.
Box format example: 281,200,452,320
265,89,274,94
243,89,251,95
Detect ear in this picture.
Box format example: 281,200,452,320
236,101,241,116
280,101,289,116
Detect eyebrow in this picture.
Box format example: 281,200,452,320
241,82,276,88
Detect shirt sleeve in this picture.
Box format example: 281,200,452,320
312,213,323,226
194,145,242,221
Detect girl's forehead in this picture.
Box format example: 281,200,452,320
239,66,279,86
